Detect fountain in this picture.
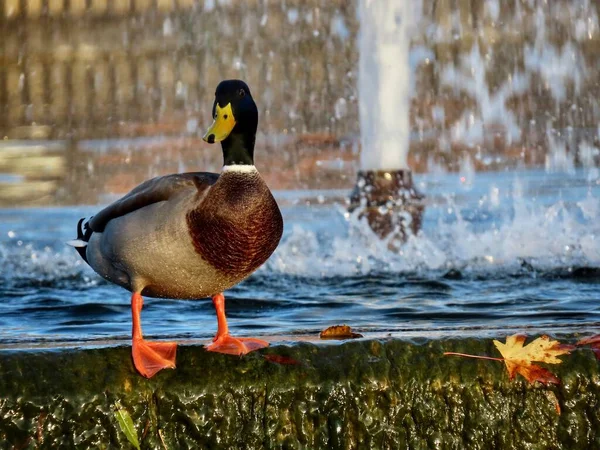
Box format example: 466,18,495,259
349,0,424,246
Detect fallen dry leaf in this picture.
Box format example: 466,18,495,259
493,335,573,385
319,325,363,340
263,354,302,365
545,391,561,415
158,429,168,450
577,334,600,360
444,334,573,386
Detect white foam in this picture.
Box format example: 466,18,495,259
265,180,600,277
0,242,97,286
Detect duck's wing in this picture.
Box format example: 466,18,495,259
89,172,219,233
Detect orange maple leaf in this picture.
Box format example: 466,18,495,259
577,334,600,360
445,334,573,386
493,335,573,385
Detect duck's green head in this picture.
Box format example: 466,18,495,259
203,80,258,166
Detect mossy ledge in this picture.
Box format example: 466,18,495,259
1,338,599,449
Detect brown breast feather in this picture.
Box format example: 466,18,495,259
186,173,283,280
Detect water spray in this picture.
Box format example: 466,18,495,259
350,0,424,247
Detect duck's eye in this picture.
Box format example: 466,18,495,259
238,89,246,97
224,114,228,119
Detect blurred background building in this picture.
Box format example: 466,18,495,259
0,0,599,206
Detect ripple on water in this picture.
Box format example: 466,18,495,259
0,171,599,346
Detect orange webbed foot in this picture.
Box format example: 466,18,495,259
132,338,177,378
206,292,269,355
130,292,177,378
205,334,269,355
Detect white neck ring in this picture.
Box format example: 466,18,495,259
222,164,258,173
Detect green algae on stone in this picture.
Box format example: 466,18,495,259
0,338,599,449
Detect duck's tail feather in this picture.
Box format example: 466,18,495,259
67,217,93,264
66,239,87,248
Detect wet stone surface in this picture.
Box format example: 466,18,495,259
0,338,599,449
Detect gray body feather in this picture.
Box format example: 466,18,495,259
83,173,237,298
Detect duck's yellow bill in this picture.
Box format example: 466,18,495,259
202,103,236,143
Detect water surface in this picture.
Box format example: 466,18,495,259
1,169,599,348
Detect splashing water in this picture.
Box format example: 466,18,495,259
2,1,600,346
0,169,599,346
1,170,598,283
358,0,414,170
269,169,600,277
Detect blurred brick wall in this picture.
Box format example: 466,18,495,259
0,0,599,204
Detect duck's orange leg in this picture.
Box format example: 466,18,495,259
205,293,269,355
131,292,177,378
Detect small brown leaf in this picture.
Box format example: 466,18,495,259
320,325,363,340
158,429,168,450
36,412,47,444
577,334,600,346
577,334,600,360
545,391,561,415
263,354,301,365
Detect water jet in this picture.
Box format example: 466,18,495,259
350,0,424,245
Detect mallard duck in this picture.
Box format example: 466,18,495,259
68,80,283,378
